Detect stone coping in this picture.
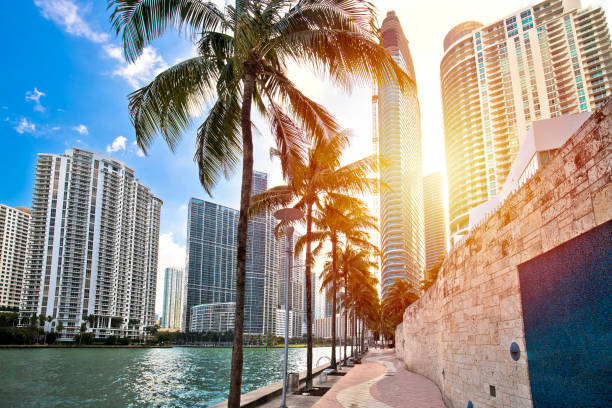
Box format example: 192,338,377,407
210,363,333,408
0,344,172,349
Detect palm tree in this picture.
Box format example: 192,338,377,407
381,279,419,343
252,130,379,387
336,245,377,361
109,0,410,402
305,194,376,369
345,258,378,355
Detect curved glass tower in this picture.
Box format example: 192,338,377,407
376,11,424,298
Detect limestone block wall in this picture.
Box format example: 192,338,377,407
395,98,612,408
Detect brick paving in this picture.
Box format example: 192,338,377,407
371,353,445,408
313,349,445,408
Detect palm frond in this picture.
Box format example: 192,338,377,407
249,185,295,217
108,0,227,62
193,90,242,194
128,56,220,152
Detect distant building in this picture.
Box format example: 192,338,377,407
276,233,304,338
0,205,30,310
469,112,591,227
184,171,279,335
441,0,612,241
161,267,184,330
423,173,448,280
190,302,235,333
20,148,161,341
314,315,358,339
376,11,424,298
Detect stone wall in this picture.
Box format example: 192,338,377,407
395,98,612,408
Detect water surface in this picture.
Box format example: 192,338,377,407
1,346,339,407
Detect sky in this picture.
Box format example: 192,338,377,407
1,0,609,314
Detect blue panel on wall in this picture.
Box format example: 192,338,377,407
518,219,611,408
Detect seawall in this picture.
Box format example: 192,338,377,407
396,98,612,408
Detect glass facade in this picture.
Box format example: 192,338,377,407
161,267,184,330
376,11,425,297
184,172,279,335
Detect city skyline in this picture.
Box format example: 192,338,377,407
3,0,612,315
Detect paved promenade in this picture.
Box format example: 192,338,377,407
312,349,445,408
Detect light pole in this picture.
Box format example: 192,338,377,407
274,207,304,408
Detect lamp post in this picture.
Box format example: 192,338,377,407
274,207,304,408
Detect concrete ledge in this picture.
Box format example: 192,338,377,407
210,363,331,408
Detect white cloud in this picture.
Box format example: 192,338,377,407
156,232,186,315
15,118,36,134
34,0,108,43
107,135,127,153
35,1,169,89
25,88,46,112
103,44,124,62
106,45,168,88
52,126,61,131
72,124,88,135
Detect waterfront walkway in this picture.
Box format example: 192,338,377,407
312,349,445,408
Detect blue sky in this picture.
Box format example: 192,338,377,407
1,0,294,312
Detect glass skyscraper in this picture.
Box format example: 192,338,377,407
161,267,184,330
423,173,448,279
184,171,279,335
375,11,425,297
441,0,612,240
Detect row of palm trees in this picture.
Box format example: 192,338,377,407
107,0,411,406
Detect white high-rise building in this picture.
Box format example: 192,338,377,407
441,0,612,240
0,205,30,310
161,267,184,330
20,148,162,341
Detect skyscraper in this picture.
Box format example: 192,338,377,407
276,236,305,338
161,267,184,330
246,171,279,335
184,171,279,335
375,11,424,297
423,173,448,280
441,0,612,240
184,199,238,330
0,204,30,310
20,148,161,340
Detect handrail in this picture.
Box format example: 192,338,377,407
316,356,331,366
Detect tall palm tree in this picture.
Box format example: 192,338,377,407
336,245,377,361
109,0,409,403
305,194,376,369
251,131,379,387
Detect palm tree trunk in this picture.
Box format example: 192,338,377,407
228,72,255,408
350,311,354,359
361,318,365,354
304,201,314,390
343,267,348,363
330,236,338,370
